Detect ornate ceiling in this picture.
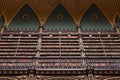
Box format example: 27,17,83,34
0,0,120,27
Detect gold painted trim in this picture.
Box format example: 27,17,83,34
43,3,60,26
95,3,114,28
0,0,117,29
80,3,114,29
27,2,41,25
1,12,7,25
61,2,78,26
43,0,62,26
44,3,76,27
6,3,25,28
113,12,120,33
78,2,93,25
113,12,119,24
6,3,40,28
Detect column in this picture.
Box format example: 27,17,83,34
39,25,43,33
77,24,81,33
114,24,120,34
0,24,7,34
77,25,85,57
36,25,43,57
58,31,62,68
0,24,7,39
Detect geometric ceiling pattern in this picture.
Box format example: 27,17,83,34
0,0,120,28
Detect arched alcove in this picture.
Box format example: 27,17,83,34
45,4,75,31
115,15,120,30
0,16,5,28
81,4,112,31
8,4,40,31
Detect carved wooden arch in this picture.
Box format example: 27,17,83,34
42,2,59,26
27,2,41,26
44,3,76,27
6,2,40,28
61,1,78,26
113,12,119,24
78,2,93,26
80,3,113,29
94,3,114,28
0,11,7,25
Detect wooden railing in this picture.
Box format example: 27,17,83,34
0,57,120,70
0,31,120,57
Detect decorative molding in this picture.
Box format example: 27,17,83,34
43,3,63,26
0,0,119,30
79,2,93,25
91,13,98,20
5,1,25,27
113,12,119,23
22,13,30,21
56,13,64,21
95,0,116,27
